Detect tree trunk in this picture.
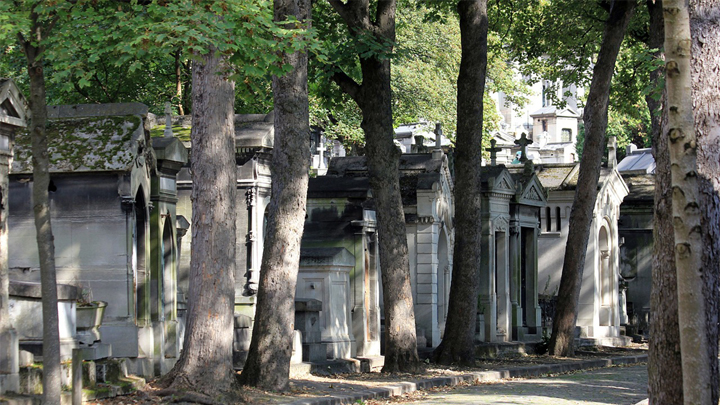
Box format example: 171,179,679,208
359,57,420,374
431,0,487,366
238,0,310,391
19,9,61,404
174,50,184,116
548,1,637,356
646,1,685,403
329,0,421,373
158,47,237,397
689,0,720,402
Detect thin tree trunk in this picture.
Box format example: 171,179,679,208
646,1,685,403
431,0,487,366
19,8,61,404
329,0,421,373
174,50,184,116
689,0,720,402
158,46,237,397
548,1,637,356
238,0,310,391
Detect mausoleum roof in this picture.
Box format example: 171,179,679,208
12,103,148,174
529,106,580,118
0,78,28,128
621,173,654,202
617,148,655,174
534,163,579,191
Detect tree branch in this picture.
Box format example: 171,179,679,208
375,0,396,39
331,70,361,103
328,0,371,32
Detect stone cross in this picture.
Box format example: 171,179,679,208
432,123,444,160
317,139,325,169
485,139,502,166
608,136,617,168
515,132,533,162
164,102,173,138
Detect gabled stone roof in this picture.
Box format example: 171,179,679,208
12,103,147,174
534,163,579,191
0,78,28,128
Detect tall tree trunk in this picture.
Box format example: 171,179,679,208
663,1,711,403
238,0,310,391
548,1,637,356
329,0,421,373
174,50,185,116
158,47,237,398
431,0,487,366
646,1,685,403
689,0,720,402
19,8,61,404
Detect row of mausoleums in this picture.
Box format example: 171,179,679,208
0,81,644,393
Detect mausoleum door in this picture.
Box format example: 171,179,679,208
495,231,509,341
599,226,614,326
133,189,149,325
437,231,450,329
161,219,174,322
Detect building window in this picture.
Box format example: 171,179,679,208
542,120,547,133
556,207,561,232
546,207,551,232
561,128,572,142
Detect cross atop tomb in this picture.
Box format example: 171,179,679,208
433,122,444,159
608,136,617,168
317,139,326,169
515,132,533,162
485,139,502,166
164,102,173,138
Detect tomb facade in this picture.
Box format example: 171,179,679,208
477,160,546,343
8,103,187,377
617,146,655,337
535,137,629,342
0,78,27,394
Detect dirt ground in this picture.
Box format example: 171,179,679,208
86,344,648,405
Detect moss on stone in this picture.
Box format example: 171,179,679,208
150,125,191,142
13,115,142,173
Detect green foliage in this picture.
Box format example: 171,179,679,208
311,1,529,152
0,0,313,115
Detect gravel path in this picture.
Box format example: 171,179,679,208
399,364,648,405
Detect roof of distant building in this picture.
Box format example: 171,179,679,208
617,147,655,174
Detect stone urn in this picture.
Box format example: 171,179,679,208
75,301,107,345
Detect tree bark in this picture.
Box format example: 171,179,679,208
329,0,421,373
663,1,711,403
19,8,61,404
548,1,637,356
646,1,685,403
689,0,720,402
238,0,310,391
431,0,487,366
158,46,237,397
174,50,185,116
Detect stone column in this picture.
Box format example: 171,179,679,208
478,215,497,342
509,221,523,341
414,217,439,347
0,110,21,393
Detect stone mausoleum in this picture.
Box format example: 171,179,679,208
535,138,629,343
7,102,187,377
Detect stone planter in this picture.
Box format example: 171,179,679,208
76,301,107,345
